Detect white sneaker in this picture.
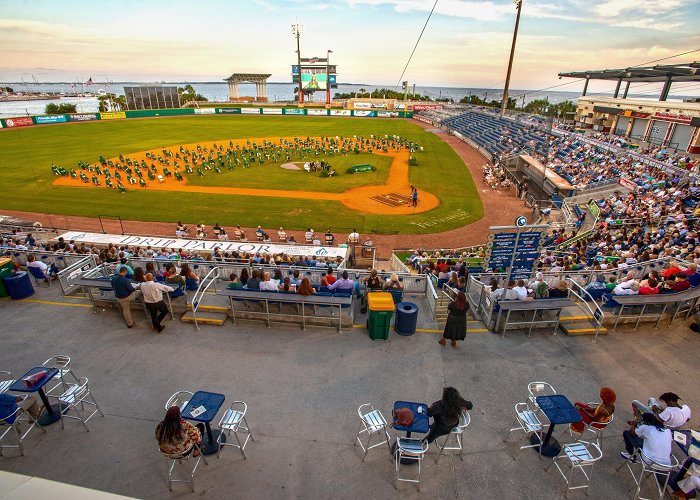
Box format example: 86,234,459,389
620,451,637,463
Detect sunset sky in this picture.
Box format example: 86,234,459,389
1,0,699,94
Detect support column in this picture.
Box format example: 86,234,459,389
582,78,589,96
660,76,672,101
622,81,630,99
613,78,622,98
260,81,268,99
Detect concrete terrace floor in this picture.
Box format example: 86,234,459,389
0,283,698,499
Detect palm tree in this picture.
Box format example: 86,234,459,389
359,88,366,98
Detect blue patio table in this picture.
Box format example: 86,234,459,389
9,367,61,426
181,391,226,456
392,400,430,465
531,395,582,457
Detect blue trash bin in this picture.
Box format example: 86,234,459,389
3,271,35,300
394,301,418,336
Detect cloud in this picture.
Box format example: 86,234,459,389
346,0,515,21
593,0,684,17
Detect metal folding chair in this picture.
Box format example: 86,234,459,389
528,381,557,413
161,442,208,491
27,265,53,287
0,395,47,456
436,410,471,461
217,401,254,459
504,402,544,455
58,377,104,431
42,355,79,396
546,440,603,495
354,403,392,461
164,391,194,411
617,451,680,500
394,437,429,491
0,371,15,394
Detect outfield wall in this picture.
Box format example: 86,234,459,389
0,107,413,129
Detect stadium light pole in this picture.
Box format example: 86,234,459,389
326,49,333,105
501,0,523,117
292,23,303,105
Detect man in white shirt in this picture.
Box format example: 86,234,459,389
139,274,173,333
259,272,278,291
633,392,691,429
621,413,672,465
512,279,529,300
26,254,59,279
490,280,520,302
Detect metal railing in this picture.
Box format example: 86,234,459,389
425,274,438,317
390,253,412,274
565,278,605,343
190,267,220,331
56,255,98,295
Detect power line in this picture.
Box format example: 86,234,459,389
629,48,700,68
393,0,439,91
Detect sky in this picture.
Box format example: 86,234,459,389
1,0,699,94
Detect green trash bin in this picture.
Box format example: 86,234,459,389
0,257,13,298
367,292,395,340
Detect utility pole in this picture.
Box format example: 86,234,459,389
292,23,303,105
403,81,409,117
326,49,333,105
501,0,523,117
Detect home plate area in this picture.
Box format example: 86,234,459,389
370,192,413,207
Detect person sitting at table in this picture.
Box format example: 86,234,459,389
620,412,672,464
155,406,204,457
227,273,243,289
0,393,44,422
632,392,691,429
384,273,404,291
570,387,616,435
297,277,315,296
424,387,473,444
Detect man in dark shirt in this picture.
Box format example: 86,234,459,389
111,266,141,328
245,269,261,290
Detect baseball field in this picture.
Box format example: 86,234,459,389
0,115,483,234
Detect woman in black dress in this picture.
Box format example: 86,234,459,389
440,291,468,348
425,387,473,444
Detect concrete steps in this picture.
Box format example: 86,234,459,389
180,310,228,326
185,304,229,314
559,315,607,336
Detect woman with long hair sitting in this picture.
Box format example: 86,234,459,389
155,406,204,457
425,387,473,444
440,291,468,348
570,387,616,435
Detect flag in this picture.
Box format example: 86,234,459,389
85,77,93,85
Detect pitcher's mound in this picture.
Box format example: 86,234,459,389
280,162,302,171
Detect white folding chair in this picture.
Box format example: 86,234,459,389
0,395,47,456
436,410,471,461
0,371,15,394
354,403,392,461
528,381,557,413
58,377,104,431
504,402,544,455
164,391,193,411
42,355,79,396
617,451,680,500
546,440,603,495
161,442,208,491
217,401,254,459
568,402,615,449
394,437,429,491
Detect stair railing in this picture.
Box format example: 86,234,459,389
190,267,220,331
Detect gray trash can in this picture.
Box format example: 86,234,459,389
394,301,418,336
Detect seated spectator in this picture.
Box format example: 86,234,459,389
528,272,545,291
446,272,459,289
227,273,243,289
687,264,700,287
26,254,59,280
673,468,700,499
115,258,134,278
613,281,640,296
605,276,617,292
259,272,278,291
155,406,204,457
638,278,660,295
671,273,691,293
632,392,691,429
490,280,520,302
584,275,607,295
239,267,249,287
570,387,616,435
290,270,302,287
328,270,355,293
133,266,146,283
548,280,569,298
279,277,296,292
245,269,261,290
297,277,315,296
384,273,404,291
179,263,199,283
512,279,529,300
621,412,672,465
321,268,336,287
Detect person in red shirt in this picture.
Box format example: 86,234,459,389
320,268,337,287
639,278,660,295
671,274,691,293
661,261,682,280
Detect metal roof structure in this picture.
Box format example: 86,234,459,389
558,62,700,101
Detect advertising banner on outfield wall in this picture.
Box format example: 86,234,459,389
34,115,67,124
57,231,348,259
216,108,241,114
353,110,377,117
4,117,34,127
69,113,99,122
0,120,3,128
306,109,328,116
241,108,261,114
330,110,351,116
262,108,283,115
377,111,399,117
353,102,372,109
283,108,305,115
194,108,216,114
413,104,443,111
100,111,126,120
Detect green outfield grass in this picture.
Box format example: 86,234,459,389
187,152,392,193
0,115,483,234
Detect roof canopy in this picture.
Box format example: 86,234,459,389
559,62,700,83
224,73,272,83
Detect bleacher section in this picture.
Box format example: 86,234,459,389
441,111,551,157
